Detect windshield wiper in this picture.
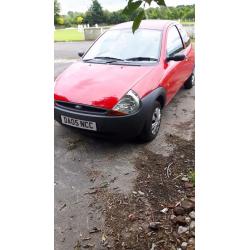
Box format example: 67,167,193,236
125,57,158,62
82,56,124,63
94,56,124,62
82,56,154,65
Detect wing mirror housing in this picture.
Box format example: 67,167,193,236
78,51,85,57
166,53,186,62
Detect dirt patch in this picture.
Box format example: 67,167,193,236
174,118,195,131
66,138,82,150
97,134,195,249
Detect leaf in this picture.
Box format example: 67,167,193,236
155,0,166,6
132,10,145,33
123,0,142,15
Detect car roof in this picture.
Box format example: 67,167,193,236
110,19,177,31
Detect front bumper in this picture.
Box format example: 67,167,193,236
54,104,146,138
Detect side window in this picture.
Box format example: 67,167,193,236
166,26,184,56
177,24,191,47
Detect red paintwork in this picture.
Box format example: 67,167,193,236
54,62,156,109
54,20,195,109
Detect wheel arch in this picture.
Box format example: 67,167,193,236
137,87,166,142
154,87,167,108
140,87,166,122
141,87,166,108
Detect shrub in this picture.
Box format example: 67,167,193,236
56,16,64,25
76,16,84,24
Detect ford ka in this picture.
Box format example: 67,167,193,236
54,20,195,141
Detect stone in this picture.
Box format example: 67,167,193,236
178,226,189,234
181,177,189,182
190,221,195,231
149,222,161,230
188,238,195,245
185,217,191,224
181,200,195,212
170,214,176,220
174,206,185,216
186,192,195,198
189,211,195,219
184,182,194,189
181,242,188,249
175,216,186,225
128,213,136,222
138,191,145,196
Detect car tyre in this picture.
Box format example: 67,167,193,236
184,71,195,89
138,101,162,142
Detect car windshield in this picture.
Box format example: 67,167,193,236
83,29,162,64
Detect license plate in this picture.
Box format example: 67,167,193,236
61,115,97,131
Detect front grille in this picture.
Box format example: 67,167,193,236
55,101,108,115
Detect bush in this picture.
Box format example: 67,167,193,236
76,16,84,24
56,16,64,25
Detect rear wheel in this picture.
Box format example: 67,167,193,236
138,101,162,142
184,70,195,89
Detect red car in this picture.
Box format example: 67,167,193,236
54,20,195,141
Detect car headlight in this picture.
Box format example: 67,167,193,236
112,90,141,115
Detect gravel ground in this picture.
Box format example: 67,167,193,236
54,42,195,250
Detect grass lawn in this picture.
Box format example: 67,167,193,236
54,28,85,42
180,21,195,25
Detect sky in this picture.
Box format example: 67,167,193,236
59,0,195,14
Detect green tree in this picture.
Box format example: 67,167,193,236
56,16,64,25
61,2,194,28
54,0,61,24
182,7,195,20
66,11,85,25
84,0,105,26
104,9,130,25
76,16,84,24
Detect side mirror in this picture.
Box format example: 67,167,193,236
166,53,186,62
78,51,85,57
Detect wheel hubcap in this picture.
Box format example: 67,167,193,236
151,107,161,135
191,72,195,85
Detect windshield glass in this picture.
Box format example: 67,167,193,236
83,29,162,63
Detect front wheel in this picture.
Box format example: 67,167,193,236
138,101,162,142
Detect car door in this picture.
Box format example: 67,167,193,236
162,25,190,102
